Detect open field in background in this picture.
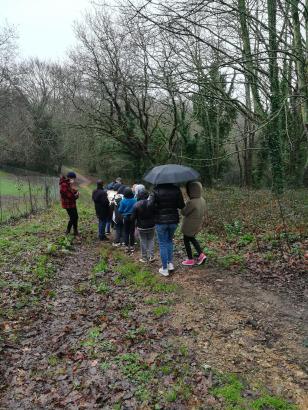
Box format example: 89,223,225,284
0,169,59,223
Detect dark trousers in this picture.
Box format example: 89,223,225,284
183,235,202,259
66,208,78,234
123,216,135,247
115,222,124,243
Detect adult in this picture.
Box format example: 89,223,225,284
92,180,110,241
106,177,122,191
149,183,185,276
59,171,80,236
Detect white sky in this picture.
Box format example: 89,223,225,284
0,0,93,61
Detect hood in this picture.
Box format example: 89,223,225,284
59,176,69,185
187,181,202,199
137,190,149,200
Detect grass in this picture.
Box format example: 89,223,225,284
114,260,178,293
152,306,170,317
211,373,297,410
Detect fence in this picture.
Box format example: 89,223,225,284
0,169,59,223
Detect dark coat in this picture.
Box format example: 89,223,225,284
132,199,155,229
148,184,185,224
92,188,110,219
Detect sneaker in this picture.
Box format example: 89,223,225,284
159,267,169,277
139,258,147,263
99,236,108,241
182,259,195,266
121,242,126,247
197,253,207,265
168,262,174,271
149,256,156,263
112,242,121,247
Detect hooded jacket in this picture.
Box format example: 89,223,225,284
148,184,185,225
181,181,206,236
59,176,79,209
92,188,110,219
131,191,155,229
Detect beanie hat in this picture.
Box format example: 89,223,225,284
67,171,77,179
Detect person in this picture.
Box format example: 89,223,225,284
118,187,137,252
59,171,80,237
133,183,146,198
106,177,122,191
181,181,207,266
111,193,125,246
117,184,128,195
149,183,185,276
131,190,155,263
92,180,110,241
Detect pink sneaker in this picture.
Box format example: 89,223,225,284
197,253,207,265
182,259,195,266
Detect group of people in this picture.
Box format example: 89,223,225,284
59,172,207,277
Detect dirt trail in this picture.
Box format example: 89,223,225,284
1,243,100,409
169,264,308,408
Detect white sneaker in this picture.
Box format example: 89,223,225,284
139,258,147,263
168,263,174,271
159,267,169,276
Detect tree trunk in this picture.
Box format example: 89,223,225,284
267,0,284,193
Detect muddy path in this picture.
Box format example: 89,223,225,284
169,264,308,408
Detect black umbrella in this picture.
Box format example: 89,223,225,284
143,164,200,185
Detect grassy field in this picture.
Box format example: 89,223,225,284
0,169,59,223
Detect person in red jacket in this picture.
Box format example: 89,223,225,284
59,171,80,236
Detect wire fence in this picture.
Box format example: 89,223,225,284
0,169,59,223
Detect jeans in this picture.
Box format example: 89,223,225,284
66,208,78,234
139,228,155,259
106,221,111,233
98,218,108,239
156,224,177,269
115,222,124,243
183,235,202,259
123,216,135,247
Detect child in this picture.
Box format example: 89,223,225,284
131,190,155,263
181,181,207,266
59,171,80,236
111,193,125,246
118,187,137,251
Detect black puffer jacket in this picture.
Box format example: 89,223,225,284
149,184,185,224
132,194,155,229
92,188,110,219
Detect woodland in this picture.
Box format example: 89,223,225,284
0,0,307,192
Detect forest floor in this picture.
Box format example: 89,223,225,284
0,180,307,409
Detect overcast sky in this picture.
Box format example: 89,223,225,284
1,0,93,61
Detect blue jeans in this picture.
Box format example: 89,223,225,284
156,224,177,269
98,218,108,239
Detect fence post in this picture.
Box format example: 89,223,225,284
45,178,50,208
27,177,34,213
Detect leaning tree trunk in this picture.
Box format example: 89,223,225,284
267,0,284,193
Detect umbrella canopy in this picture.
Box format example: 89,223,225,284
143,164,200,185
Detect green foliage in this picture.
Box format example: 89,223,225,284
115,262,177,293
93,259,108,273
238,233,255,247
218,253,244,268
34,255,55,280
251,395,297,410
96,281,110,294
153,306,170,317
212,374,244,407
225,220,243,236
